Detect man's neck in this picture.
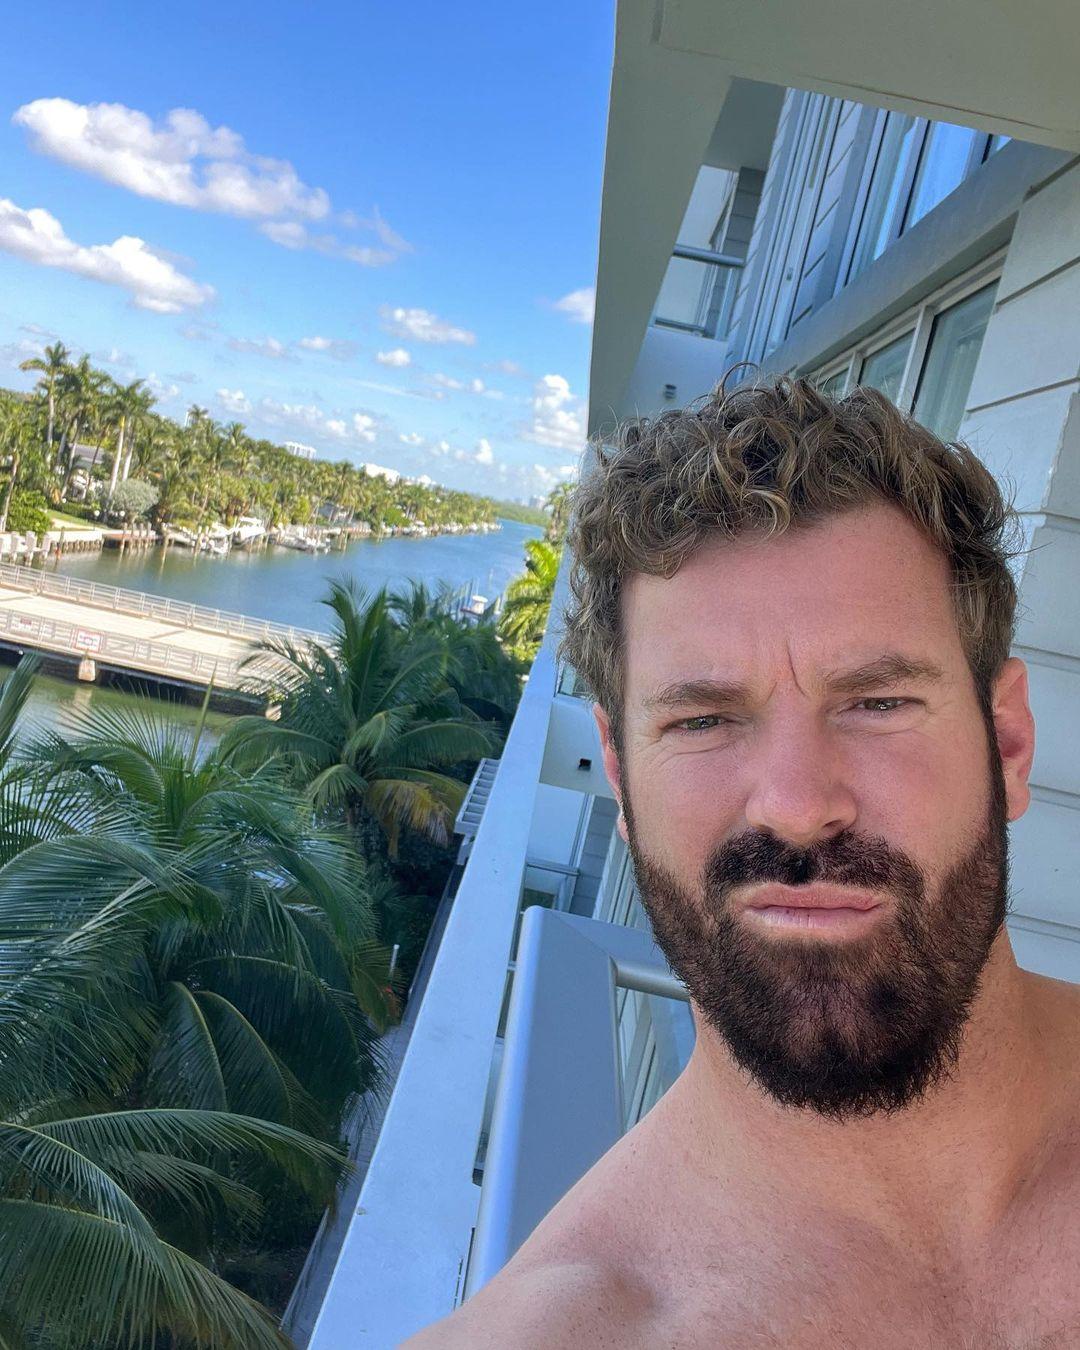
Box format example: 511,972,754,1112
671,935,1060,1251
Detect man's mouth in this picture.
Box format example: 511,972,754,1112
740,882,885,934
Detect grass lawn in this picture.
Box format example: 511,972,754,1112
50,510,100,530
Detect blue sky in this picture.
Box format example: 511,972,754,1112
0,1,612,501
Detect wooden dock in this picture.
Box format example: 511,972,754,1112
0,562,322,699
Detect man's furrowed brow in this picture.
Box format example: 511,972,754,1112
641,653,946,715
641,677,753,714
823,653,946,695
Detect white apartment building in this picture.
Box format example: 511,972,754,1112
306,4,1080,1344
284,440,318,461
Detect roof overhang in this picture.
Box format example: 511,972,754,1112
589,0,1080,437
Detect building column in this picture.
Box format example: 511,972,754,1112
958,156,1080,979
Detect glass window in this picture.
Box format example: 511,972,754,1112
905,124,982,229
858,332,912,404
848,114,921,282
818,369,848,398
987,134,1012,156
913,283,997,441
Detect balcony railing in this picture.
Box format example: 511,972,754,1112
652,243,744,339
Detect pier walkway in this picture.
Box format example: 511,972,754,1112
0,562,322,694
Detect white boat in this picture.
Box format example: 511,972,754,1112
231,516,266,547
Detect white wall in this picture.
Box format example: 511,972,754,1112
621,322,732,422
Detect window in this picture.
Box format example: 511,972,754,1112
847,114,921,282
858,332,912,403
913,283,997,441
845,116,1008,288
818,368,848,398
905,124,983,229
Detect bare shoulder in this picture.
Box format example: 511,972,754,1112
402,1110,671,1348
400,1254,657,1349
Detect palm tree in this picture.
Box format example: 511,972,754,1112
105,379,156,508
19,340,69,455
544,480,574,542
0,657,354,1348
389,580,523,733
222,581,500,856
499,537,561,659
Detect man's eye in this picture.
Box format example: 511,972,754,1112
855,697,912,715
675,715,728,734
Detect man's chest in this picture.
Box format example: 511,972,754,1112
619,1187,1080,1350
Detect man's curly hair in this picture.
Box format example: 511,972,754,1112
559,374,1024,749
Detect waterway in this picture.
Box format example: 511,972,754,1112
7,516,543,733
47,518,542,633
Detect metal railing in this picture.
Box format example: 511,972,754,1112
463,908,688,1298
652,242,744,339
0,561,325,647
0,606,286,688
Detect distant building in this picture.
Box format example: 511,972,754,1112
284,440,317,461
359,461,402,484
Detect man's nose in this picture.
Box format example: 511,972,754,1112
742,712,857,849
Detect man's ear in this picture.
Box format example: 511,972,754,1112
992,656,1036,822
593,702,628,842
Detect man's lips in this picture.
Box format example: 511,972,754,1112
743,882,882,912
740,883,885,932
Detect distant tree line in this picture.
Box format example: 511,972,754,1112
1,340,504,535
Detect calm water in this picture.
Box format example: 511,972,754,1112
47,518,542,634
11,517,541,730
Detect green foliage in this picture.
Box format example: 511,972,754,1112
6,488,52,535
490,499,548,528
108,477,159,520
0,658,396,1347
499,537,562,662
223,580,508,858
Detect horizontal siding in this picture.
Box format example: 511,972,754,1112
788,98,859,332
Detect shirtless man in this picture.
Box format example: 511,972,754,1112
406,377,1080,1348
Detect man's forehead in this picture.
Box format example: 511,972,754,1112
619,507,960,702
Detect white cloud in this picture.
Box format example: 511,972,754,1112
521,373,586,451
551,286,595,324
145,372,181,401
380,305,475,346
298,335,355,360
257,221,403,268
375,347,411,368
351,413,377,443
14,98,330,221
431,372,503,400
399,431,424,446
0,197,213,313
259,221,308,249
228,335,289,359
486,357,526,378
251,395,384,450
217,387,252,415
341,243,398,267
432,372,465,391
364,206,414,254
475,437,494,466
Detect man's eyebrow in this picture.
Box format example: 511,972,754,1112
640,654,946,714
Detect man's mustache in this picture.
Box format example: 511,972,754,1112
703,828,925,904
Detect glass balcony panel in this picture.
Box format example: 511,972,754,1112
858,331,913,403
905,123,983,229
654,255,733,337
913,283,998,442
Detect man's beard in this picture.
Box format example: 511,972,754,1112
623,749,1010,1121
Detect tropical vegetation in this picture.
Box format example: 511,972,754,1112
0,572,529,1346
1,339,501,538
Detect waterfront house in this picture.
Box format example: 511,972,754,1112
303,4,1080,1344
